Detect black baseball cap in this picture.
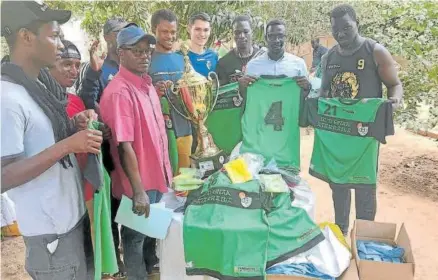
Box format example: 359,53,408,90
103,18,137,35
1,1,71,37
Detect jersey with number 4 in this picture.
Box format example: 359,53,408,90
241,78,304,168
304,98,394,186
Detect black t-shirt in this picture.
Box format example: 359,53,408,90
216,47,261,86
321,39,383,99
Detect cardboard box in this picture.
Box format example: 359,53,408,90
351,219,415,280
267,260,359,280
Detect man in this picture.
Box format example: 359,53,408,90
216,15,264,85
149,9,192,173
319,4,403,235
78,17,135,111
310,38,328,73
1,1,102,279
187,12,218,77
237,19,311,171
240,19,311,94
187,12,218,153
49,40,118,278
99,25,172,280
77,18,135,277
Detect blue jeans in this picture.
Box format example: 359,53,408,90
121,190,162,280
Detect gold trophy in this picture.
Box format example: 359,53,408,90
165,44,226,176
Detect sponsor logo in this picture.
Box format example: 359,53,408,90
342,108,355,114
234,266,259,274
328,64,341,69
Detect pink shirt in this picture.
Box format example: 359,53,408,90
100,66,172,199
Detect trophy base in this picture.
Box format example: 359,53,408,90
190,150,228,178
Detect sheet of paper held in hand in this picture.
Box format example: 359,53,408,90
115,195,173,239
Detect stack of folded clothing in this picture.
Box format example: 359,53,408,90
357,240,405,263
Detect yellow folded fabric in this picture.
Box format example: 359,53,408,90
224,157,253,184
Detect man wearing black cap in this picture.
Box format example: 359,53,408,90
99,25,172,280
78,17,136,111
1,1,103,279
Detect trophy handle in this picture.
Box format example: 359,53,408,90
163,80,192,121
207,71,220,118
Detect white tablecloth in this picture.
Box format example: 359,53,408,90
158,191,216,280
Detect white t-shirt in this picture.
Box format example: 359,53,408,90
1,80,85,236
246,52,308,78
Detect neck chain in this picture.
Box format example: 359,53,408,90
236,46,254,66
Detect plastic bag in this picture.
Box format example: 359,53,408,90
260,159,301,186
228,152,265,180
259,174,289,193
229,141,242,160
290,179,316,221
270,224,351,278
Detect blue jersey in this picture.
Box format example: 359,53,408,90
188,49,218,78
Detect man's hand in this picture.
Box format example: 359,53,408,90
89,40,106,72
132,190,150,217
293,76,311,91
66,129,103,154
238,75,258,89
73,110,98,131
100,123,112,140
155,81,168,98
389,96,403,110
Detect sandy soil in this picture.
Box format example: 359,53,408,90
2,128,438,280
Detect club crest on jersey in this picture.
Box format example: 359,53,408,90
206,60,212,70
239,192,252,208
233,96,243,107
357,123,369,136
165,119,173,129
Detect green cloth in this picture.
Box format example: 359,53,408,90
241,78,304,168
184,172,269,280
205,82,243,154
161,97,179,175
266,192,324,267
304,98,394,185
88,121,118,279
184,171,324,279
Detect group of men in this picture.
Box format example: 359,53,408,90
1,1,403,280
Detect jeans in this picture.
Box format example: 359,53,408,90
122,190,163,280
330,183,377,235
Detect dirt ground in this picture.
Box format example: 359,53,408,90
2,128,438,280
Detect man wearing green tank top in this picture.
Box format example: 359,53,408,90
319,4,403,235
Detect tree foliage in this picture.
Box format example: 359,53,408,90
3,1,436,129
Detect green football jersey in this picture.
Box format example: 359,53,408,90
241,77,304,168
305,98,394,186
206,82,243,154
161,97,179,175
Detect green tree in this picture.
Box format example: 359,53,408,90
49,0,257,45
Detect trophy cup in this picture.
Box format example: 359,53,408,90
165,44,227,176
